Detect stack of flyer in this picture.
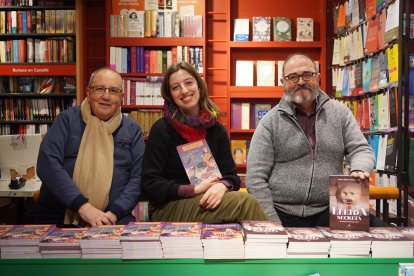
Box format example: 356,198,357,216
318,227,371,258
120,222,164,259
39,227,87,258
369,227,413,258
285,227,330,258
80,225,124,259
160,222,203,258
0,224,54,259
242,220,288,259
201,223,244,259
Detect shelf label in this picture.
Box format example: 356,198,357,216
12,67,50,73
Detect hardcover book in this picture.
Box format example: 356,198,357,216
252,17,271,41
201,223,244,241
329,175,369,231
253,103,272,128
176,139,222,186
273,17,291,41
296,18,313,41
230,139,249,165
233,18,249,41
120,222,164,241
235,60,254,86
256,60,275,86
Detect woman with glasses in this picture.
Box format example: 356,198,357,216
28,67,145,227
142,62,267,223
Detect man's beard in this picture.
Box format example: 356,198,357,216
283,84,319,105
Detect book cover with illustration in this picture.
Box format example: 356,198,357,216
242,221,288,240
0,224,55,245
177,139,222,186
39,228,88,248
160,222,202,239
201,223,244,241
329,175,369,231
230,139,249,165
120,222,164,241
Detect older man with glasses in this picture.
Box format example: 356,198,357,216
28,67,145,227
246,54,386,228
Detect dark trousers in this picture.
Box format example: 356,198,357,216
277,208,388,227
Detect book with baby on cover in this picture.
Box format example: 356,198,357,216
329,175,369,231
177,139,222,186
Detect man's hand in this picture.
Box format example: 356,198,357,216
78,202,112,226
350,171,370,181
194,176,219,195
104,211,117,225
199,182,227,210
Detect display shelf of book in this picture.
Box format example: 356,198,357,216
1,120,55,124
0,93,76,98
0,33,75,39
0,5,75,11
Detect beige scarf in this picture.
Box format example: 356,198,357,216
64,99,122,225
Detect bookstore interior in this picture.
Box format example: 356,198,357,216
1,0,414,275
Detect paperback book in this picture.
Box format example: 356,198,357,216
329,175,369,231
177,139,222,186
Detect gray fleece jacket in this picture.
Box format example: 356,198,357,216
246,90,375,222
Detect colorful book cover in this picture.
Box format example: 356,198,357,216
318,227,371,242
0,224,55,243
242,221,287,239
369,95,379,131
120,222,164,240
176,139,222,186
0,225,14,237
201,223,243,240
231,102,242,129
387,44,399,83
285,227,328,242
81,225,124,241
230,139,249,165
362,58,372,93
40,228,88,246
273,17,291,41
365,16,379,54
296,18,313,41
160,222,202,238
253,103,272,128
329,175,370,231
369,135,380,169
378,51,389,89
384,132,397,172
369,55,380,91
252,17,271,41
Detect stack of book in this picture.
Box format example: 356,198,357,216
285,227,330,258
201,223,244,259
39,227,87,258
160,222,203,258
0,224,54,259
242,221,288,259
120,222,164,259
318,227,371,258
369,227,413,258
80,225,124,259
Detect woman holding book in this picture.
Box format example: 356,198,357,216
142,62,267,223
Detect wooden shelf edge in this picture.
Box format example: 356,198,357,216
122,105,163,109
109,37,205,47
228,41,323,48
229,86,284,98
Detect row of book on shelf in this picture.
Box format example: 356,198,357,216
122,77,163,106
0,76,76,94
110,46,203,74
0,123,47,135
332,0,399,67
0,98,76,122
231,103,272,130
1,222,413,259
235,60,319,87
0,9,76,34
110,10,202,39
126,109,163,137
336,87,397,131
0,1,69,7
333,46,398,97
233,17,313,42
0,37,75,63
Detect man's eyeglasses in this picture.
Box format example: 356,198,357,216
283,72,317,83
90,85,122,96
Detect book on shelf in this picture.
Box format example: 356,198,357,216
365,16,379,54
230,102,250,130
252,17,271,41
387,44,399,83
384,132,397,172
176,139,222,186
329,175,369,231
230,139,249,165
273,17,291,41
233,18,249,41
296,18,313,42
256,60,275,86
253,103,271,128
235,60,254,86
384,0,399,44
